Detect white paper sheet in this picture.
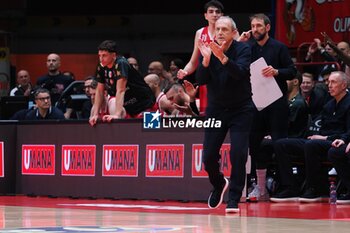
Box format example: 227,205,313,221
250,57,283,111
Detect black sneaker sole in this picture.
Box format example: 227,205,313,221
208,177,229,209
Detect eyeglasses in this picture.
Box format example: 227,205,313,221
35,96,51,101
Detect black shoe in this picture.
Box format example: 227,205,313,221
208,177,229,209
270,187,299,202
225,201,239,213
299,187,322,203
337,192,350,204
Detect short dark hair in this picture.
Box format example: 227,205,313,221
34,88,50,98
98,40,118,53
249,13,271,26
84,76,98,89
172,58,184,69
204,0,224,13
294,71,302,84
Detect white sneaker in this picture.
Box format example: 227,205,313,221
247,186,260,202
328,168,337,176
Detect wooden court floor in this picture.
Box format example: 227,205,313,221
0,195,349,232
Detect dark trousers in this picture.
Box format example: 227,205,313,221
203,101,254,203
249,97,289,176
328,145,350,192
274,138,331,192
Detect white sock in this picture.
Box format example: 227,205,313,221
257,169,267,195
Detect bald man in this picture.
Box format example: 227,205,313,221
144,73,174,115
36,53,73,105
148,61,172,91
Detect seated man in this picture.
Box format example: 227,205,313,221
9,70,32,97
249,71,309,202
144,73,175,115
89,83,118,121
80,76,97,119
270,71,350,203
24,88,65,120
64,76,96,119
164,82,199,117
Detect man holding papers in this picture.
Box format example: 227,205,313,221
239,13,297,201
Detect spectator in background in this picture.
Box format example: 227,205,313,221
24,88,65,120
36,53,74,105
316,65,337,96
322,32,350,77
168,58,184,83
64,76,97,119
250,72,309,201
304,37,340,80
148,60,173,91
63,71,76,81
9,70,32,96
287,72,309,139
271,71,350,202
304,38,338,63
300,72,328,121
177,0,224,114
80,76,97,119
127,57,140,72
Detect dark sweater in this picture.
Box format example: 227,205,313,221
196,40,252,109
250,37,297,95
320,92,350,142
24,107,65,120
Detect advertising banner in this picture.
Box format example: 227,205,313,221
145,144,184,177
102,145,139,177
275,0,350,47
61,145,96,176
22,145,55,175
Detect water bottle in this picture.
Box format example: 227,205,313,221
329,181,337,204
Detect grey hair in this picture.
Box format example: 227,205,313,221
331,71,349,86
332,71,347,80
217,16,237,30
